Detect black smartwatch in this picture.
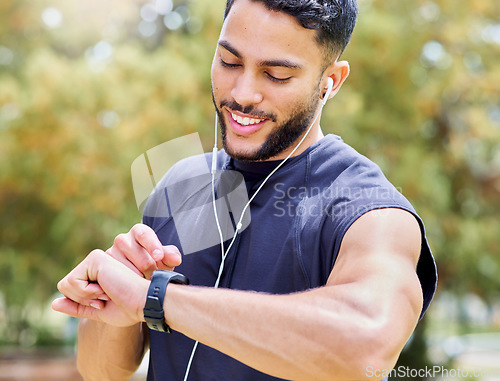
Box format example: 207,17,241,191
143,270,189,333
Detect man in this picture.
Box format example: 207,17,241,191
53,0,437,380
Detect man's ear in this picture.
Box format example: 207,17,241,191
323,60,350,100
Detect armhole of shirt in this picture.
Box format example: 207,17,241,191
331,204,437,319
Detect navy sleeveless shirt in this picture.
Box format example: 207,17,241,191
143,134,437,381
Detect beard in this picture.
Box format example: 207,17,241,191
212,87,321,161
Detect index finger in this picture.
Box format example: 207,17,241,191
130,224,164,261
157,245,183,271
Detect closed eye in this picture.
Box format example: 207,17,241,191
220,58,291,83
266,72,291,84
220,58,240,68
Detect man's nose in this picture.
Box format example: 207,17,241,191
231,73,263,107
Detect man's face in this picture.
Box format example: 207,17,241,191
211,0,326,161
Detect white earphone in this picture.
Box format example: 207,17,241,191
322,76,334,106
184,76,335,381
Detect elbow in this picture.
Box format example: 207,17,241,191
343,300,421,380
76,357,99,381
326,357,397,381
340,323,408,381
76,345,141,381
77,358,138,381
315,321,407,381
76,355,103,381
348,351,399,381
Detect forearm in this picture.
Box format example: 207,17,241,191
165,282,419,381
77,319,146,381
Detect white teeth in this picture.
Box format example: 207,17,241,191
231,112,264,126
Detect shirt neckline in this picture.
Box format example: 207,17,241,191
224,134,338,179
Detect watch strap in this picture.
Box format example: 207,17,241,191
144,270,189,333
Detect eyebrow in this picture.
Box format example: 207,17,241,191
218,40,303,70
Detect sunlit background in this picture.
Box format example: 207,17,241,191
1,0,499,380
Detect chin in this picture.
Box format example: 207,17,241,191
223,142,261,161
221,128,262,159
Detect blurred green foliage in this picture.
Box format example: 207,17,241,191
0,0,499,368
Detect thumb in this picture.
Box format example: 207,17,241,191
51,297,101,319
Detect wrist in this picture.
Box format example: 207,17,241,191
143,270,189,332
162,283,183,331
139,278,150,323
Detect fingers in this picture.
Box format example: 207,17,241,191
56,282,105,310
158,245,183,271
54,251,149,327
130,224,183,269
52,297,102,319
109,224,183,278
111,225,159,279
130,224,164,261
56,250,108,310
109,236,155,278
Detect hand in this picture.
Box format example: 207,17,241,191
52,250,150,327
107,223,182,279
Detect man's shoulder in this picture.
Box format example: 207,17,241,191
304,134,416,225
309,134,390,188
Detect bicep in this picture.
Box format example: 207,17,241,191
327,208,424,340
329,208,422,285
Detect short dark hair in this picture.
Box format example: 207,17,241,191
224,0,358,65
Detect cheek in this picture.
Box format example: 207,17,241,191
211,66,231,99
275,87,318,121
210,65,219,93
268,87,302,116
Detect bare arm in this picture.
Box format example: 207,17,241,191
76,321,146,381
164,208,423,380
54,209,424,380
59,224,181,381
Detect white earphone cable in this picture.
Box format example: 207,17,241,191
183,78,334,381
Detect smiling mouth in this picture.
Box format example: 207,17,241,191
230,112,266,126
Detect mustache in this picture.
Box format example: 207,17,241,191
219,99,277,122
